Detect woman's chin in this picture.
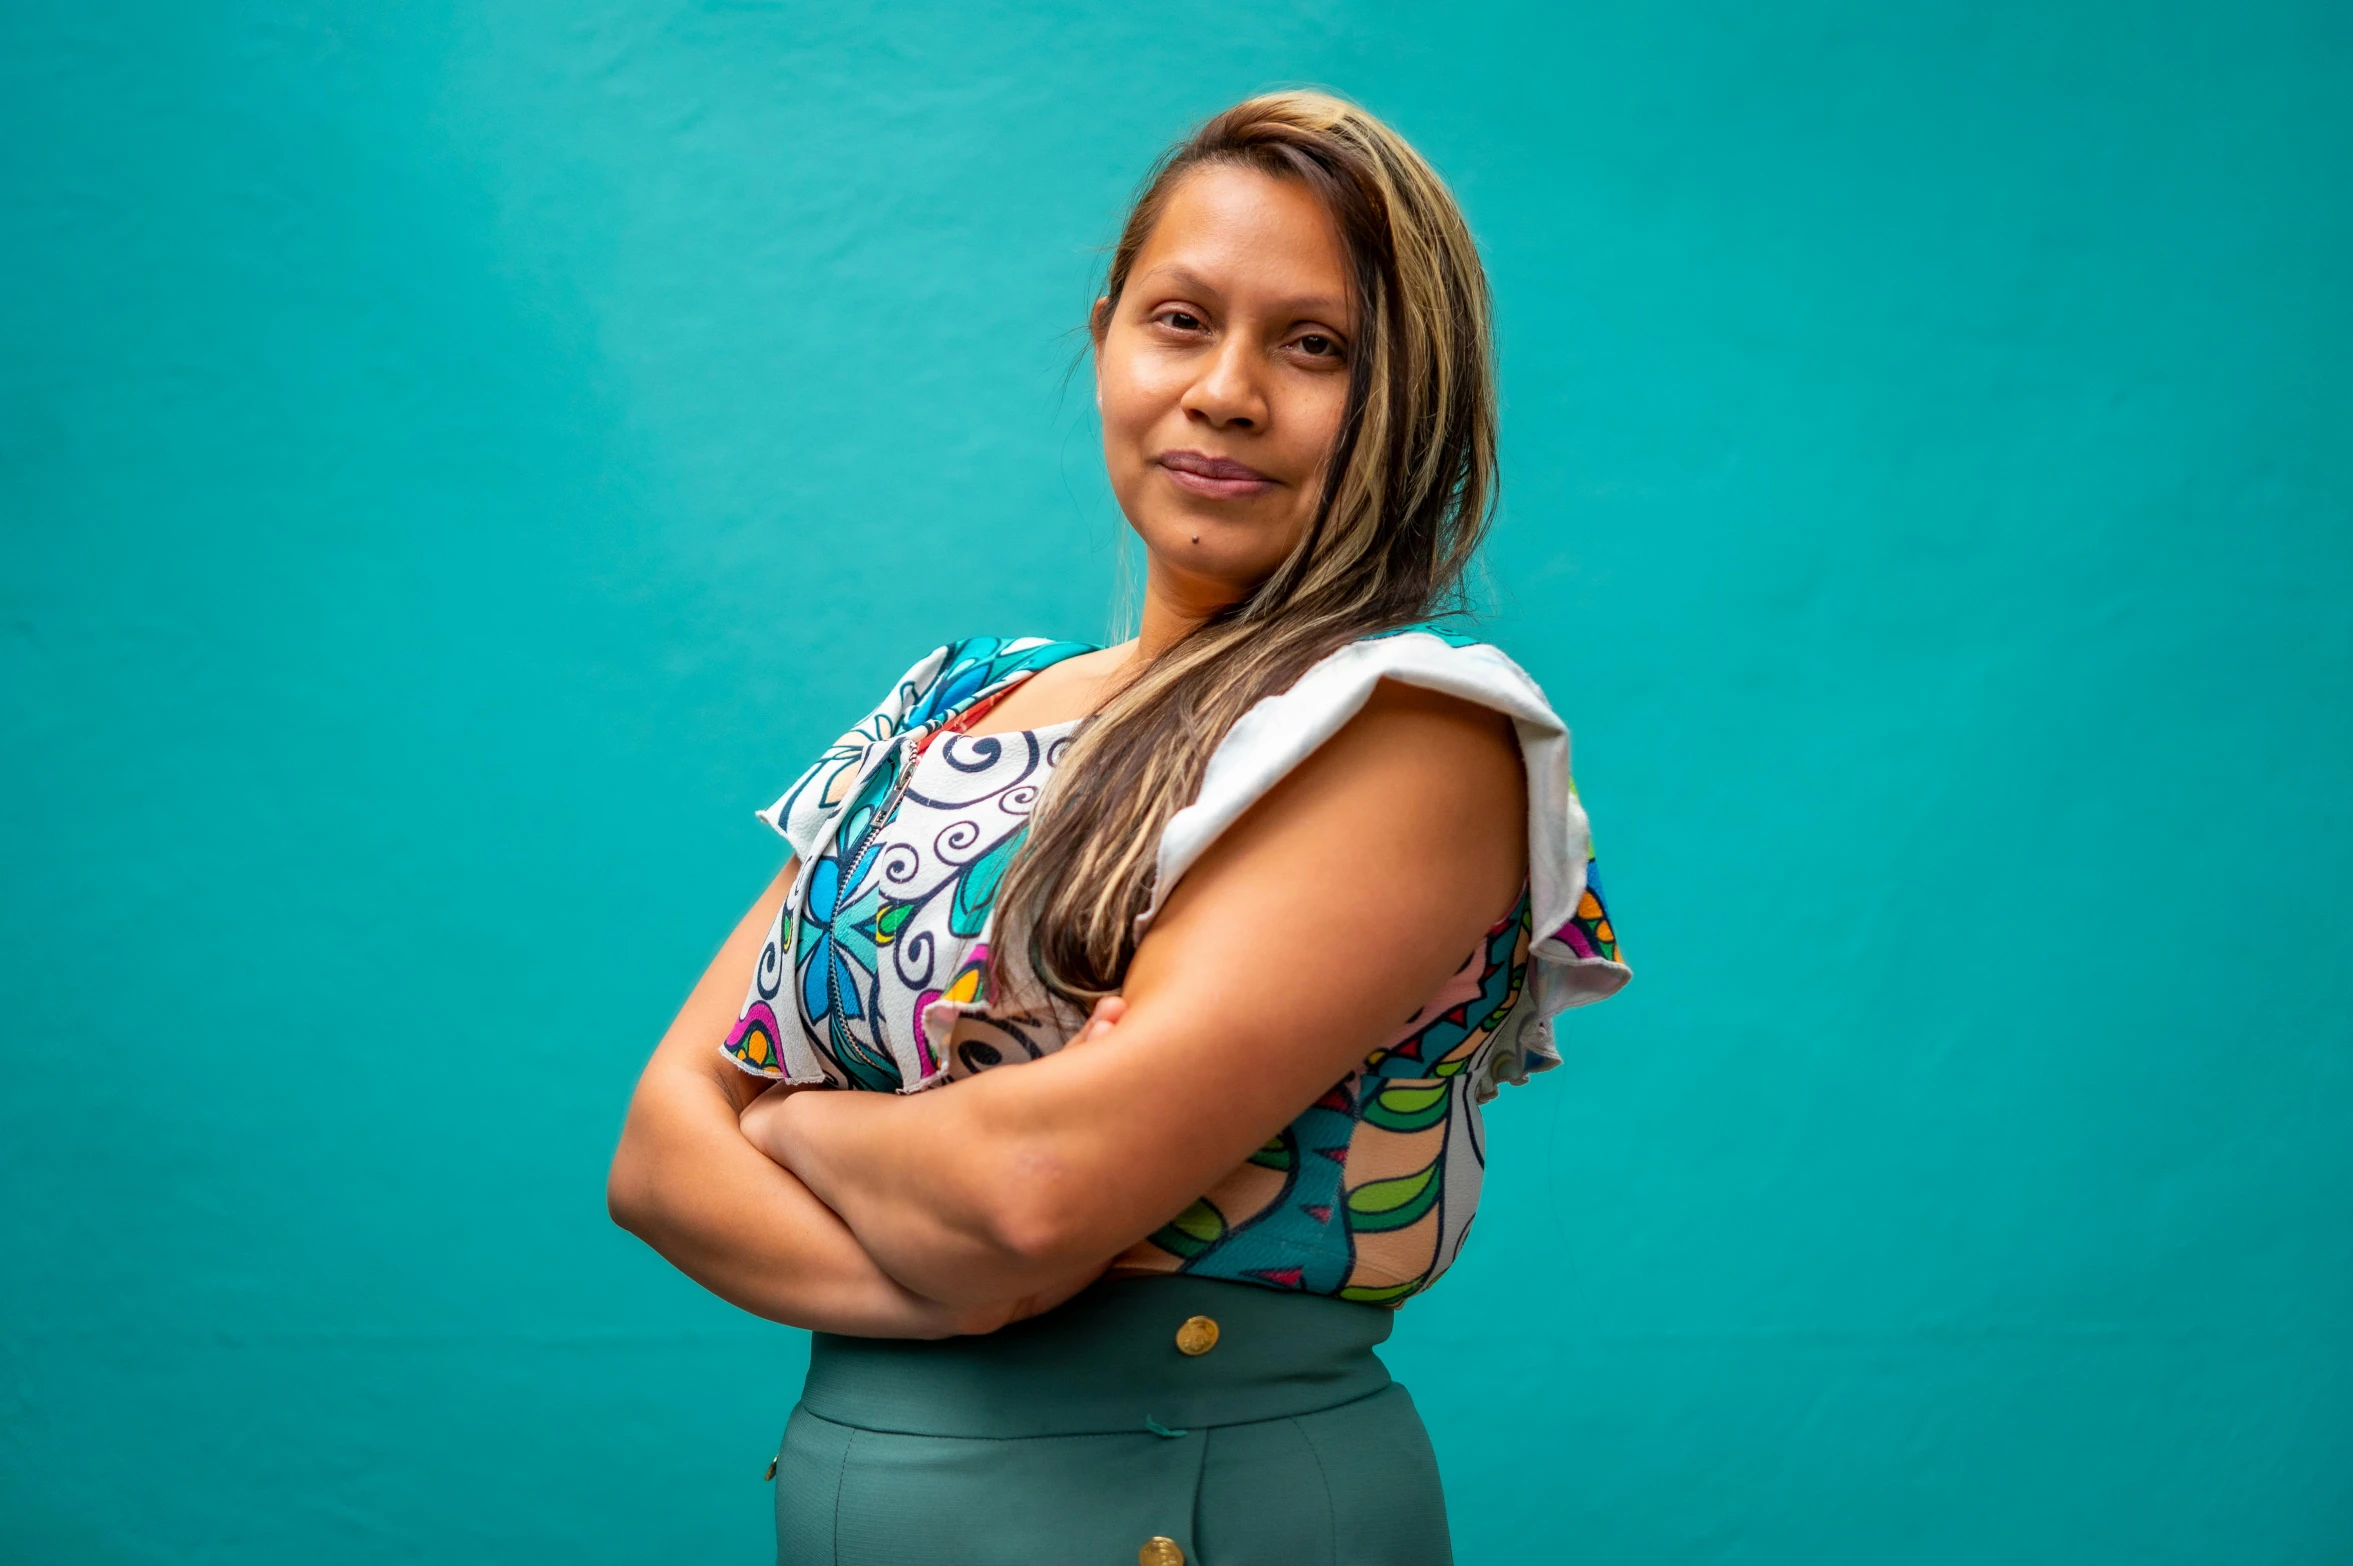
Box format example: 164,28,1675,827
1135,529,1292,596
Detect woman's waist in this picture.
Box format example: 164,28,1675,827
801,1276,1394,1438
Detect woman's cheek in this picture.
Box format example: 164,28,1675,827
1103,363,1175,442
1096,379,1153,464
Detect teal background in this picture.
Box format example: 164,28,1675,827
4,2,2347,1561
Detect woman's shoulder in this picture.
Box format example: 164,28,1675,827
1147,621,1558,899
1325,624,1528,769
1300,676,1527,847
1208,620,1558,765
1142,616,1626,1091
1345,669,1522,752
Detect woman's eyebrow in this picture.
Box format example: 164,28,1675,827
1132,265,1350,323
1132,264,1222,300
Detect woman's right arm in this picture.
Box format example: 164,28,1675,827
606,862,1018,1337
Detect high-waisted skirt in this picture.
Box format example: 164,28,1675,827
772,1276,1453,1565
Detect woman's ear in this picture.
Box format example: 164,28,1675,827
1090,296,1111,409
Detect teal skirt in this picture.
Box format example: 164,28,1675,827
773,1277,1453,1565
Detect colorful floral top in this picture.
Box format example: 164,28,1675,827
724,630,1630,1305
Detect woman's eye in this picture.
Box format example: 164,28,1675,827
1296,333,1340,358
1159,310,1203,331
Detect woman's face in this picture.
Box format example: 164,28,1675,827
1095,163,1357,611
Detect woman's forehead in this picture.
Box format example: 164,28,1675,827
1129,165,1352,318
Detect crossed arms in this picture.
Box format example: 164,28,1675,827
605,681,1527,1336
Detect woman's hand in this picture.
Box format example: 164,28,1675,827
912,1252,1116,1335
737,1080,817,1167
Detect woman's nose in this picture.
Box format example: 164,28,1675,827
1180,337,1267,430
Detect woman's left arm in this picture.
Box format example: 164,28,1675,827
741,678,1529,1310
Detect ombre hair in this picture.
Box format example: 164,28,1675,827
994,90,1499,1005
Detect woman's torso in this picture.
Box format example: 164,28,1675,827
725,646,1537,1306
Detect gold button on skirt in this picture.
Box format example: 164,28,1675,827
1174,1314,1220,1356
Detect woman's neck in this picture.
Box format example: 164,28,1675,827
1133,556,1252,664
968,553,1265,739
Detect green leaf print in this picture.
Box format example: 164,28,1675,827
948,828,1026,938
1346,1165,1441,1233
1362,1080,1450,1132
1147,1198,1226,1261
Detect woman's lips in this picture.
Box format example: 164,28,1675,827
1156,449,1276,499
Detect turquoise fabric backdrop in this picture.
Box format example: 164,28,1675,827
4,3,2347,1562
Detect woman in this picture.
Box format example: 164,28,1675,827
608,91,1630,1564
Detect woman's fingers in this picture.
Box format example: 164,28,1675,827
1072,995,1128,1045
738,1081,804,1156
990,1252,1120,1332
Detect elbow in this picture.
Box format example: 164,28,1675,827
605,1137,658,1238
971,1177,1102,1279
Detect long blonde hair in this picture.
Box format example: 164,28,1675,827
994,90,1499,1004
